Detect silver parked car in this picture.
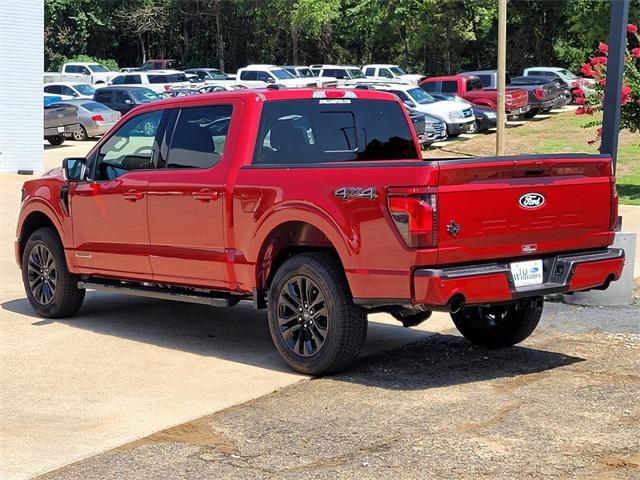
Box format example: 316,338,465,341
54,99,121,141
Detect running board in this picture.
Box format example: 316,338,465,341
78,279,242,307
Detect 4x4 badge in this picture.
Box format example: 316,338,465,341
446,221,461,237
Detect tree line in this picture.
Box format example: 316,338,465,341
45,0,640,75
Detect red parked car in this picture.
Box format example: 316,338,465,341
420,75,530,116
16,88,623,375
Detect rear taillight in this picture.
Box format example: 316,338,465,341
533,88,544,100
91,114,105,122
610,177,619,231
387,187,437,248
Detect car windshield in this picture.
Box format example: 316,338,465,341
560,69,578,79
348,68,366,79
79,101,109,112
390,67,406,76
407,87,436,104
89,64,109,72
75,84,96,95
208,69,228,79
297,68,313,77
271,69,295,80
129,89,161,102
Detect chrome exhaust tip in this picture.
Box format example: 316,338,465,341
448,295,465,314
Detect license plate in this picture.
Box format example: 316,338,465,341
510,259,543,287
57,126,64,133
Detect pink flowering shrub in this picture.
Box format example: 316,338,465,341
575,23,640,137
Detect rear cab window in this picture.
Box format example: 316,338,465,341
253,99,417,165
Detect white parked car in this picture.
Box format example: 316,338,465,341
43,82,96,100
318,65,392,87
369,84,476,136
108,70,192,93
362,64,424,84
44,62,119,85
236,65,315,88
522,67,596,98
282,65,338,87
184,68,237,87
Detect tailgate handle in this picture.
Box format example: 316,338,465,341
513,161,554,177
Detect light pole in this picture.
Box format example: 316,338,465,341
600,0,629,173
495,0,507,156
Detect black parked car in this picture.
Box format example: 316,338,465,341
93,86,162,114
431,93,497,133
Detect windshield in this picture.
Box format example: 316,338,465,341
560,69,578,79
407,87,436,104
129,89,161,102
271,69,295,80
390,67,406,76
297,68,313,77
348,68,366,79
208,69,228,79
89,64,109,72
75,84,96,95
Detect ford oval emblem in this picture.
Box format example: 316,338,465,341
519,193,545,209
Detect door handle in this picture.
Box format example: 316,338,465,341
122,189,145,201
192,189,220,202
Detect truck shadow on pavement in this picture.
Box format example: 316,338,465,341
2,292,583,388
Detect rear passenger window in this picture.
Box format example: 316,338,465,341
240,71,257,81
166,105,232,169
124,75,142,84
253,99,416,165
442,81,458,93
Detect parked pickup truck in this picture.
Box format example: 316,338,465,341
44,100,80,145
420,75,530,116
44,62,119,85
16,88,624,375
460,70,567,117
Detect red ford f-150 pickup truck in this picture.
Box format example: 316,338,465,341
16,88,624,375
420,74,531,116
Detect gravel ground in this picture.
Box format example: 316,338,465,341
38,302,640,480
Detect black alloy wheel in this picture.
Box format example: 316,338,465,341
276,275,329,357
26,244,57,305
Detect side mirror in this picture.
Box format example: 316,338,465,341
265,77,275,83
124,99,133,105
403,100,415,109
63,157,87,182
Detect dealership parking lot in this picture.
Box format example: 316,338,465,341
1,131,639,479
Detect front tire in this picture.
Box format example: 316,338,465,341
450,298,543,348
21,227,85,318
524,108,539,119
467,120,479,134
267,252,367,376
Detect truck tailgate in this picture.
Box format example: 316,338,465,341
44,104,78,128
436,154,614,265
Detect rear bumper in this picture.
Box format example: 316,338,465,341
506,105,531,115
412,248,625,307
44,123,79,137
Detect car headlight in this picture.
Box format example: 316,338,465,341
425,122,434,128
449,111,463,120
485,112,496,118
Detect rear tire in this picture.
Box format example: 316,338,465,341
267,252,367,376
450,298,543,348
46,135,65,146
21,227,85,318
72,126,88,141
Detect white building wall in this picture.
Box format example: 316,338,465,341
0,0,44,172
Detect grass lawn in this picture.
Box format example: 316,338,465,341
424,108,640,205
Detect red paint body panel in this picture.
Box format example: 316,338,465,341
414,273,512,305
420,75,529,112
569,258,624,291
15,88,622,308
